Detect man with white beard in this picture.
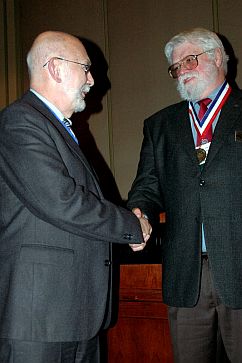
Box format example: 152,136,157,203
128,28,242,363
0,31,151,362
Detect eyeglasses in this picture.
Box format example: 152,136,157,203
43,57,91,73
168,49,216,79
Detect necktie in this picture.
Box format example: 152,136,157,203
63,118,78,143
198,98,211,121
197,98,212,146
63,118,72,128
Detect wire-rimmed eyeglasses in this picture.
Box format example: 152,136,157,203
168,49,216,79
43,57,91,73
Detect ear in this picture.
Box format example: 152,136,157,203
214,48,223,68
47,58,62,83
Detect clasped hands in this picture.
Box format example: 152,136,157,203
129,208,152,252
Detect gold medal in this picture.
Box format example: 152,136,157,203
196,148,206,163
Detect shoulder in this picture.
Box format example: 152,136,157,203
222,87,242,114
1,92,35,116
0,91,52,129
144,100,188,130
230,87,242,102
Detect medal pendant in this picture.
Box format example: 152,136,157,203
196,148,207,163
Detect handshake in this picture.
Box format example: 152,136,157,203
129,208,152,252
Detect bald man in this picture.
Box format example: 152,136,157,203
0,31,151,363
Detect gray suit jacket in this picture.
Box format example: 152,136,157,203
0,91,143,342
128,88,242,308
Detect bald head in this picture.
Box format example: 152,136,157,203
27,31,87,82
26,31,94,117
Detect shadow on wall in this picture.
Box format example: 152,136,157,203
71,39,124,363
218,33,240,90
71,38,123,206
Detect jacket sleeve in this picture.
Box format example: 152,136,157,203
0,104,143,245
127,118,164,226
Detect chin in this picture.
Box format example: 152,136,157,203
74,99,86,113
177,80,208,101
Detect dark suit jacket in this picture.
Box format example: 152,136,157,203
0,91,143,342
128,88,242,308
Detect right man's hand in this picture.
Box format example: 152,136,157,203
133,207,152,243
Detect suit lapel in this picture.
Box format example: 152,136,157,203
175,102,199,166
23,91,102,191
204,89,242,168
174,90,242,170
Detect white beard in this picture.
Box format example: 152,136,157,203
64,84,91,113
176,62,218,101
73,96,86,113
73,84,91,113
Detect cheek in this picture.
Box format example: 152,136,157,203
198,61,216,77
74,72,87,87
64,70,85,89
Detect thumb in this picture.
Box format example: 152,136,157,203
132,207,142,218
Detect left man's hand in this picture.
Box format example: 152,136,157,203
129,208,152,252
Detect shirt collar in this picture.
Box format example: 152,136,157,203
30,88,65,122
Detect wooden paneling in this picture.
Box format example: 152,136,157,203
0,0,21,109
0,0,7,109
108,264,174,363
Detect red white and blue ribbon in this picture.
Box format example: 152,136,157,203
189,81,231,146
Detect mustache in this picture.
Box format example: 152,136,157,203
177,70,199,84
81,84,91,93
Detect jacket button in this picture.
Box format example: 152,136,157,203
200,179,205,186
123,233,133,240
105,260,112,266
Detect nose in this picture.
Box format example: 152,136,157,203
178,66,185,77
87,71,94,87
177,62,191,78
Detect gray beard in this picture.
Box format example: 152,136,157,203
74,98,86,113
177,74,205,101
73,84,91,113
176,63,218,101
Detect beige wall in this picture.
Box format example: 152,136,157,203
1,0,241,199
107,0,214,198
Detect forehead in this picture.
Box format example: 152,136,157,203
172,42,203,63
69,39,89,61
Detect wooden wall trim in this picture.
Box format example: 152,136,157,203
0,0,8,109
212,0,220,32
102,0,115,175
0,0,21,109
